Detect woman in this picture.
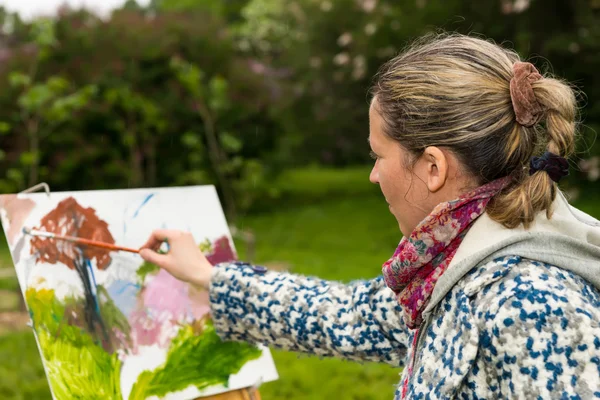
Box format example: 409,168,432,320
140,33,600,399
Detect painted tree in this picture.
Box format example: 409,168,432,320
29,197,116,352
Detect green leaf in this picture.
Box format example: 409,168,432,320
220,132,242,153
177,170,208,185
103,87,122,104
6,168,24,185
154,0,225,15
181,131,200,148
18,84,54,111
9,72,31,88
0,149,5,161
31,19,57,48
46,84,96,122
0,121,11,134
19,151,38,166
81,85,98,97
122,134,136,147
189,152,203,164
170,57,204,98
46,77,70,93
208,76,229,112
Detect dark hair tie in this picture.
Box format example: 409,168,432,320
529,151,569,182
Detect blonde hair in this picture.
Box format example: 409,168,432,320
371,33,578,229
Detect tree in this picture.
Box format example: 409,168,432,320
2,18,96,189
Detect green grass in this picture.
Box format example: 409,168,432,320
273,165,378,200
0,331,51,400
0,236,18,292
0,166,598,400
0,235,11,270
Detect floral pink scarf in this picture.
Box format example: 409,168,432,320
382,177,511,329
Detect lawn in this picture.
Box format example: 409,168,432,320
0,167,598,400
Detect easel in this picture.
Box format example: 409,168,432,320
17,184,266,400
198,387,261,400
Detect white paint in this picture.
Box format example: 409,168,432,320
120,344,167,400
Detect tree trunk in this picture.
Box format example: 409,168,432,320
127,127,144,187
195,102,237,222
27,120,40,188
74,253,112,353
146,140,157,187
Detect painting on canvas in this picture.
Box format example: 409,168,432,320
0,185,278,400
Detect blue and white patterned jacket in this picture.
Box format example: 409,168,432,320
209,194,600,399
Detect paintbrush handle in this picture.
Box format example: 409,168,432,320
59,235,140,254
28,229,139,254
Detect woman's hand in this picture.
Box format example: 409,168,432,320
139,229,213,290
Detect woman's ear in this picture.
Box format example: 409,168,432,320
423,146,448,193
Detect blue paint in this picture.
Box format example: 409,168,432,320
85,258,100,314
107,280,140,317
132,194,155,218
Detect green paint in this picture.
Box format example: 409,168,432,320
136,260,160,283
27,288,72,334
25,280,260,399
198,238,213,253
129,319,262,400
98,285,132,347
37,328,122,399
26,288,123,399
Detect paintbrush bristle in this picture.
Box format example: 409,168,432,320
22,227,31,235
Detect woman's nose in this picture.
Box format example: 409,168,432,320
369,163,379,184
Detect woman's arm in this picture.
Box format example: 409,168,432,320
208,262,410,367
137,230,409,366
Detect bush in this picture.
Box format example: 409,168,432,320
0,7,284,218
0,0,598,213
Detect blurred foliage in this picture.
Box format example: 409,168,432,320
0,3,282,219
0,0,598,218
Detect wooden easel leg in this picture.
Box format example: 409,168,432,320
196,388,261,400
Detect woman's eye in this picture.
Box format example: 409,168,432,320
369,151,379,160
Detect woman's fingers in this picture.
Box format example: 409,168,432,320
139,229,181,251
138,229,212,289
139,248,171,269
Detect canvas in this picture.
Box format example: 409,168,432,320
0,185,278,400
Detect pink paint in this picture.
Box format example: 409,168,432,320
0,195,35,246
188,286,211,319
122,235,234,356
142,269,191,320
126,309,179,355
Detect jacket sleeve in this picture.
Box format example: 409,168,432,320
208,262,410,367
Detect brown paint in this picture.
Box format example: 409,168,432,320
27,197,119,353
30,197,115,270
0,194,36,246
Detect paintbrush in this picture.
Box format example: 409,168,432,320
22,227,140,254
